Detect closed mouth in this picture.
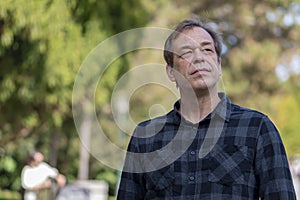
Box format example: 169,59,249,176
190,68,210,75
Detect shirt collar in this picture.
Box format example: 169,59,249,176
173,92,231,123
212,92,231,122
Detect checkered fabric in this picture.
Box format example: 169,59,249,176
117,93,296,199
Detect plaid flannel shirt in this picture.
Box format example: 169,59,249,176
117,93,296,199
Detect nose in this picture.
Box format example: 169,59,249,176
192,48,205,63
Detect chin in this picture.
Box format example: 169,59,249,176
192,81,218,93
192,79,210,88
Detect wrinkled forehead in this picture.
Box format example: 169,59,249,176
172,27,215,50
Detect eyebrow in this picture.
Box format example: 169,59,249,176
200,41,214,46
178,41,214,50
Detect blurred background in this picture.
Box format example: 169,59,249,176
0,0,300,199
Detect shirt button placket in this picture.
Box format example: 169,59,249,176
189,150,196,161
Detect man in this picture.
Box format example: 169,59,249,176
117,17,296,199
21,150,66,200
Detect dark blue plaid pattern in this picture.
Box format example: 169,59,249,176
117,93,296,199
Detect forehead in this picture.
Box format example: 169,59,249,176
172,27,214,48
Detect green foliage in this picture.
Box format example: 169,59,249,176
1,156,16,173
0,153,22,191
95,168,119,196
0,190,20,200
272,93,300,155
0,0,151,194
0,0,299,197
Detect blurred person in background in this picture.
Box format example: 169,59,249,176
117,16,296,199
21,150,66,200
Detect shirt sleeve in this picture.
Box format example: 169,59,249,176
40,162,58,178
21,166,32,189
255,116,296,199
117,134,147,200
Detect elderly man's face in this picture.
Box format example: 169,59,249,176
167,27,221,93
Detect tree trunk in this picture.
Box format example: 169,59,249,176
78,114,91,180
49,130,59,167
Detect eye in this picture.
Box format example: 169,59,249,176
202,46,215,54
179,50,193,58
203,48,213,52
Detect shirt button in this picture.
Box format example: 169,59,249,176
190,151,195,155
189,176,195,181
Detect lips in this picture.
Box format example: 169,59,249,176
190,67,210,75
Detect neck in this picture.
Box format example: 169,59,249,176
179,88,220,123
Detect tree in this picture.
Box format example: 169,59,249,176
0,0,86,190
0,0,151,194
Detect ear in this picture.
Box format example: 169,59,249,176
166,65,176,82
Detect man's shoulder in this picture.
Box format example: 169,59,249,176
230,103,267,119
228,103,278,135
38,162,52,168
137,109,175,127
21,165,32,174
130,110,175,140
